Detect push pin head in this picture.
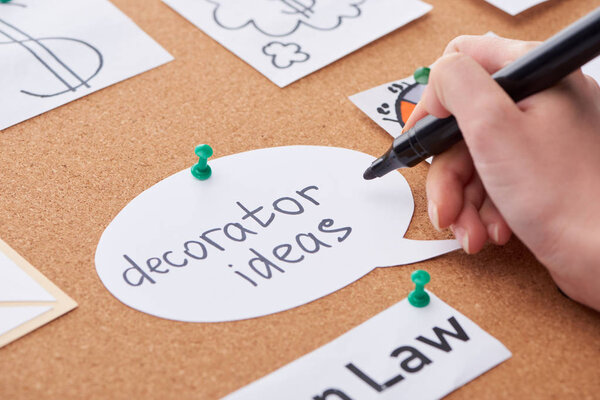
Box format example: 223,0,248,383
0,0,13,3
408,269,430,308
191,144,213,180
413,67,430,85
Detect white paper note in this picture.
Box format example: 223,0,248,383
0,238,77,348
349,76,433,163
0,0,173,130
95,146,459,322
350,75,423,138
351,47,600,137
484,0,549,16
349,33,500,162
0,249,55,302
162,0,432,87
0,306,52,336
223,292,511,400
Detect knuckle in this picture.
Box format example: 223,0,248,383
444,35,473,54
463,117,497,141
445,52,473,66
582,74,600,95
509,40,541,60
430,53,475,94
461,103,515,147
433,52,473,77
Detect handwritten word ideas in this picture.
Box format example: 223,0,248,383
95,146,459,322
224,293,511,400
122,185,353,289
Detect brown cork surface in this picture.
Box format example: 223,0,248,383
1,0,599,398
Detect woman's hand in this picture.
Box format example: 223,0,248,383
404,35,600,310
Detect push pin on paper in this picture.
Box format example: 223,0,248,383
408,269,430,308
191,144,213,180
413,67,430,85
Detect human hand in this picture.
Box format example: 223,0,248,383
404,35,600,310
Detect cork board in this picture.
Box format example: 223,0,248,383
0,0,599,398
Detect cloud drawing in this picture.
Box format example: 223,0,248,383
263,41,309,68
207,0,366,37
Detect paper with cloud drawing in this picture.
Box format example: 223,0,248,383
161,0,432,87
0,0,173,130
483,0,549,16
0,238,77,348
95,146,459,322
223,292,511,400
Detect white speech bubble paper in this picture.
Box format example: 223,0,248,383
223,292,511,400
161,0,432,87
95,146,459,322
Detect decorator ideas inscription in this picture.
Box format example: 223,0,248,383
95,146,459,322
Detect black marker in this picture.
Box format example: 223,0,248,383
363,7,600,180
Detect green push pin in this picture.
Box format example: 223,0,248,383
191,144,213,180
0,0,13,3
413,67,430,85
408,270,430,308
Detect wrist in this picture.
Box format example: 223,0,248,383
540,204,600,311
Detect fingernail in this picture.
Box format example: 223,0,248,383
488,224,499,243
452,226,469,253
428,201,441,231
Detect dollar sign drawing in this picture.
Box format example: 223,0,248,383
0,18,103,98
279,0,316,18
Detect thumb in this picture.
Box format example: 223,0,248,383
423,53,525,166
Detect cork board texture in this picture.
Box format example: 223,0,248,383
1,0,599,398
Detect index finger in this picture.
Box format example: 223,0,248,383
444,35,540,73
404,35,539,130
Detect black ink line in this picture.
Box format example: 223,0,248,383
0,27,75,92
0,19,103,98
262,41,310,69
206,0,366,38
280,0,315,18
392,81,420,127
19,37,103,98
0,18,90,90
375,81,422,128
234,271,258,287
